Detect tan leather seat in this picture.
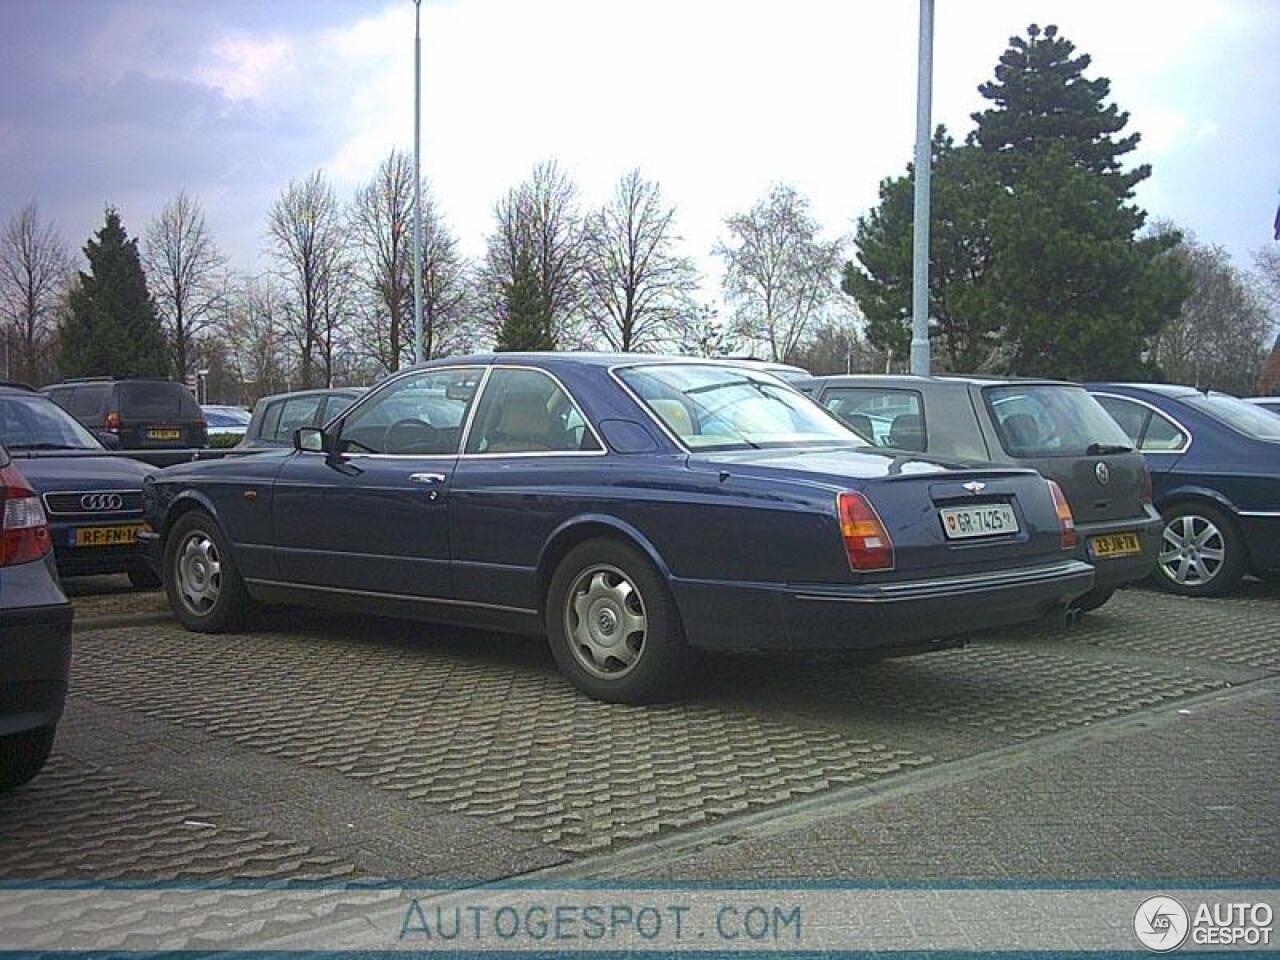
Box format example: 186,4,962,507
484,394,556,452
649,398,693,438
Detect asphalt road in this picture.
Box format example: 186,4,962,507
1,576,1276,945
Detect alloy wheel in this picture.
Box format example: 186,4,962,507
1159,514,1225,587
563,564,647,680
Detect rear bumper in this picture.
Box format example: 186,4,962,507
1074,507,1163,591
0,589,73,737
673,559,1094,652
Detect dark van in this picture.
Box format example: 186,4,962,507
44,379,207,450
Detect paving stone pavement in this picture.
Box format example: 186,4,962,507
627,683,1280,882
2,579,1273,894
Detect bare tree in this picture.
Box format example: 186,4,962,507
268,171,346,387
480,159,585,348
143,190,227,380
0,202,68,383
224,274,291,402
350,151,473,371
350,151,414,372
714,183,843,363
1149,229,1272,394
582,169,701,352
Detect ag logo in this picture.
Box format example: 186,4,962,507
1134,895,1190,952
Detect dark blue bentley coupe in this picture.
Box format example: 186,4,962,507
1089,383,1280,596
141,355,1093,702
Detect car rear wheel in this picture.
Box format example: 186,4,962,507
1154,503,1244,597
0,726,55,792
165,511,255,632
1071,587,1115,613
546,539,689,704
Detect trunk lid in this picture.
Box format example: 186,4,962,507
687,445,1070,577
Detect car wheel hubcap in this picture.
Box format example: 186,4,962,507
1159,514,1225,586
176,531,222,615
564,564,646,680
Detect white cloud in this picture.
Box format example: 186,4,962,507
199,35,294,102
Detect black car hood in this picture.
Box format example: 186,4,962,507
8,450,156,492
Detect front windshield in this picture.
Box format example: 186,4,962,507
1183,392,1280,441
617,363,866,451
0,394,104,450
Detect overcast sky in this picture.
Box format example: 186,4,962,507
1,0,1277,298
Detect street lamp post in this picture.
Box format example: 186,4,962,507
412,0,425,365
910,0,934,376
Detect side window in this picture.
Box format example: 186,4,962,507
259,401,284,442
274,395,323,443
45,388,70,410
322,394,357,423
68,385,109,420
338,368,481,455
1094,395,1148,445
465,368,602,455
1141,411,1187,452
822,388,925,452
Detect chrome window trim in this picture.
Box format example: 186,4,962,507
243,577,536,616
461,364,608,458
1090,391,1193,455
1238,510,1280,518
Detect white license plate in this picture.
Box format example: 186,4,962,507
940,503,1020,539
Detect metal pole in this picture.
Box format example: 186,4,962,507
411,0,425,365
910,0,934,376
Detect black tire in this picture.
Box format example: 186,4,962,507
0,727,55,792
545,538,689,704
127,563,162,590
1152,502,1246,597
164,510,256,632
1071,587,1116,613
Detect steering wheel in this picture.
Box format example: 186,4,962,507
384,418,441,454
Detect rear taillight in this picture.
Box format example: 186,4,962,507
1140,467,1153,504
1046,479,1077,550
0,464,53,567
837,492,894,571
103,411,122,432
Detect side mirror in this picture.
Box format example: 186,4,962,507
294,427,328,453
95,431,121,450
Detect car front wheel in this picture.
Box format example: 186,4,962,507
1154,503,1245,597
546,539,689,704
164,511,256,632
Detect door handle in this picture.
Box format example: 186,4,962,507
409,472,447,485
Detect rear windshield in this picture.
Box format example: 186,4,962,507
1184,392,1280,441
118,381,201,419
985,385,1132,458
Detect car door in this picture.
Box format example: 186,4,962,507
271,366,484,599
449,366,607,611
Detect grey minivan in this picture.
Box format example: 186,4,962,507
798,375,1162,612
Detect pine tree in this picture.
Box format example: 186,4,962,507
845,128,1000,370
495,245,555,352
60,209,169,378
971,23,1147,197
